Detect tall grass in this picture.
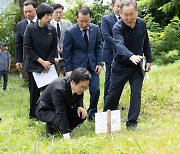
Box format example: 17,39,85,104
0,61,179,153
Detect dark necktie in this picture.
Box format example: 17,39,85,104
57,23,61,39
30,20,33,23
83,29,88,47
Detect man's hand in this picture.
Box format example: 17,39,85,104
77,107,87,119
146,63,152,72
95,65,101,76
54,58,59,65
16,62,22,71
66,71,72,77
58,47,63,54
129,55,143,65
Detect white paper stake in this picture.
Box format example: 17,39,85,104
107,109,111,134
95,110,121,134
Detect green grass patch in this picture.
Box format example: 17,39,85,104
0,61,179,153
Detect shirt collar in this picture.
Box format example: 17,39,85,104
52,18,61,25
27,16,37,24
0,50,7,53
114,12,120,21
71,87,75,95
79,26,89,32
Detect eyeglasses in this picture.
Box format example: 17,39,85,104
54,11,63,14
79,86,89,91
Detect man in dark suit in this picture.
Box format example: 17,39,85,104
50,4,72,76
24,3,58,118
101,0,121,102
104,0,152,130
35,68,91,140
15,0,37,71
63,7,102,120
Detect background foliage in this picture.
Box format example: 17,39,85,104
0,0,180,74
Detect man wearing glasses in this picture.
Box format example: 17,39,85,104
35,68,91,140
50,4,72,76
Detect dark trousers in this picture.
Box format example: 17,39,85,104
28,72,44,118
56,59,65,76
87,67,100,118
104,61,144,127
35,104,85,134
104,63,112,102
0,70,8,90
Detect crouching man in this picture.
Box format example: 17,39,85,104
35,68,91,139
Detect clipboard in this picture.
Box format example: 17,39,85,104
32,64,58,88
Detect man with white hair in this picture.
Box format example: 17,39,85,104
104,0,152,130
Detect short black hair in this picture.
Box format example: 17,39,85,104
23,0,36,8
76,6,92,18
70,68,91,84
52,4,64,11
36,3,54,19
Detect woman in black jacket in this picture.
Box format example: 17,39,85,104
24,3,58,118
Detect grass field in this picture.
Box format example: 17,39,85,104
0,61,179,153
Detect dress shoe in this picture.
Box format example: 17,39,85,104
126,125,137,130
88,116,95,122
45,123,57,137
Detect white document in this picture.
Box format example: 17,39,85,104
33,64,58,88
95,110,121,134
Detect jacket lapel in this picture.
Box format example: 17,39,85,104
111,12,117,24
33,22,53,52
33,22,46,51
75,24,87,49
88,24,94,50
66,78,74,106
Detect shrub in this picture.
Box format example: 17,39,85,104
159,16,180,52
162,50,180,64
0,3,20,74
148,17,180,64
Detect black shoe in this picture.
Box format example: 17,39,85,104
45,124,57,137
126,125,137,130
29,115,37,119
88,116,95,122
87,108,96,122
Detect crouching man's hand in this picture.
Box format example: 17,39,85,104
77,107,87,119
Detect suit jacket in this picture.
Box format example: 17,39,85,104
63,23,102,72
15,19,28,63
101,13,117,63
50,19,72,49
24,21,58,73
35,77,83,130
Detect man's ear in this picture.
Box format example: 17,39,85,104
70,80,76,86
